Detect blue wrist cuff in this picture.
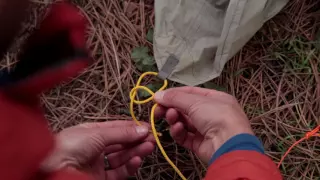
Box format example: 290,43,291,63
209,133,265,165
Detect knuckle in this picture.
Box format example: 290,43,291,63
187,100,203,119
91,134,105,147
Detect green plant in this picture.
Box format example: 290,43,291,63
147,28,154,43
138,83,163,98
131,46,157,72
273,36,319,74
131,28,157,72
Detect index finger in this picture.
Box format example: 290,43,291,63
165,86,226,97
154,89,206,116
79,120,150,129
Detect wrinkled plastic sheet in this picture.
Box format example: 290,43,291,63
154,0,288,86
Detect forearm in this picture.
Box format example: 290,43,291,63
0,93,93,180
205,134,282,180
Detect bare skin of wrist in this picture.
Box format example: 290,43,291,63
154,86,254,164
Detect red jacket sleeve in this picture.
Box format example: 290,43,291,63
0,93,93,180
205,151,282,180
0,3,92,180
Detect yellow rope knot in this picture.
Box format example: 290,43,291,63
129,71,187,180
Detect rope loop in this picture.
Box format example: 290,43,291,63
129,72,187,180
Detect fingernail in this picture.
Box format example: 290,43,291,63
136,126,149,135
154,91,165,101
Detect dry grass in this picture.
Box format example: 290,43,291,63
213,1,320,179
3,0,320,179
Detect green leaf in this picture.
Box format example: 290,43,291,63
147,83,163,92
138,90,151,98
135,62,144,71
138,84,153,98
138,83,163,98
131,46,149,62
147,29,154,43
142,56,155,65
142,64,157,72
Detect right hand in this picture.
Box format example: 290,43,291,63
154,86,253,164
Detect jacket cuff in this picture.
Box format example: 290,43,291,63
205,151,282,180
209,133,264,165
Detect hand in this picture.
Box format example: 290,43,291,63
154,87,253,164
41,121,155,180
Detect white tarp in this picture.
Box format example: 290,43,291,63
154,0,288,86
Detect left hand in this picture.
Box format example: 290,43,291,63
41,121,155,180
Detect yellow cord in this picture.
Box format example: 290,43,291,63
129,72,187,180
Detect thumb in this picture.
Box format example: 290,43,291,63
154,89,204,115
96,125,149,146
